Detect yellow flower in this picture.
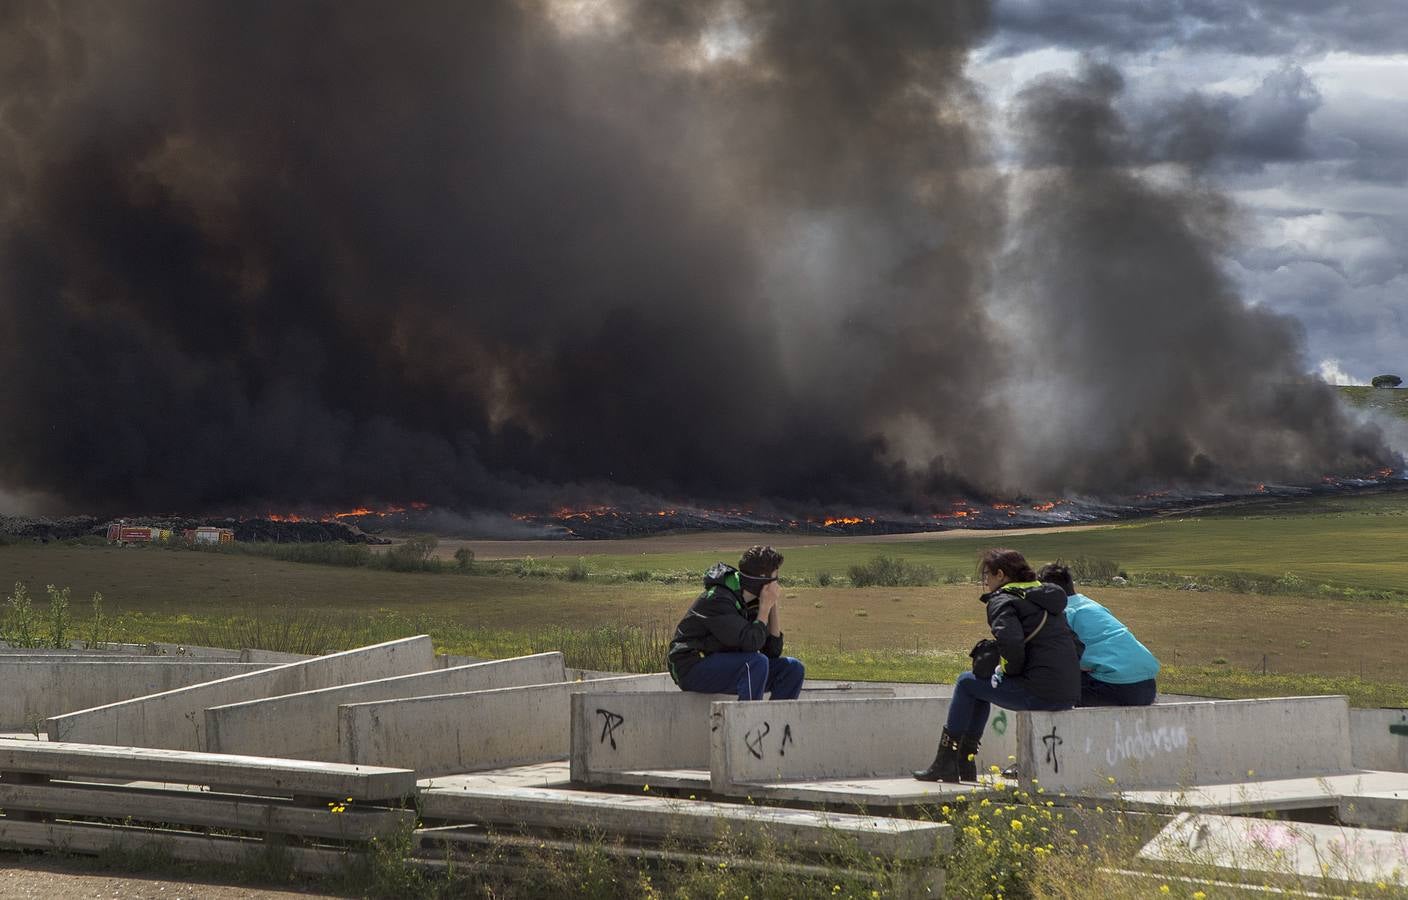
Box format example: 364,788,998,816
1106,776,1116,784
1159,887,1170,895
643,784,650,791
1009,819,1024,832
1193,892,1207,900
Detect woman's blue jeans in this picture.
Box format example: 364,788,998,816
945,671,1073,735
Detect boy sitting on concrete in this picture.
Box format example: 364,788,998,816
1037,563,1159,706
666,545,805,700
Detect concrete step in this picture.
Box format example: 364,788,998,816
0,780,413,840
0,738,416,801
0,819,350,875
417,783,951,860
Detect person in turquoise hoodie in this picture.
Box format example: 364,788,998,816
1037,563,1159,706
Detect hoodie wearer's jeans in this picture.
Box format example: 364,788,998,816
1080,672,1157,707
945,671,1073,735
679,652,805,700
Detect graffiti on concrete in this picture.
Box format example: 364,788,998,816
991,710,1008,736
745,722,772,760
595,708,625,750
1043,725,1063,773
780,723,794,756
1105,720,1189,766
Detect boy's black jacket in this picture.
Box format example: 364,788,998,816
668,562,783,683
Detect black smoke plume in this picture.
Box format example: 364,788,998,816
0,2,1393,515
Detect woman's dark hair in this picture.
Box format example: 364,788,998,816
1037,562,1076,596
978,548,1035,582
739,544,784,577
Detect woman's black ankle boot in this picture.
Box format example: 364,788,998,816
913,727,963,782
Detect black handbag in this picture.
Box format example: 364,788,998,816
968,611,1048,679
969,638,1002,679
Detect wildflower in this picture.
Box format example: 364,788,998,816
1106,776,1116,784
717,862,727,869
1095,806,1104,813
689,794,696,800
643,784,650,792
1159,887,1170,895
940,805,951,815
990,764,1001,774
1193,893,1207,900
1009,819,1024,832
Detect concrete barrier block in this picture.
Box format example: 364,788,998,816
339,673,673,776
710,697,1020,794
1017,696,1353,794
206,652,567,760
0,660,270,729
46,636,435,751
1349,707,1408,772
712,698,942,793
571,691,726,785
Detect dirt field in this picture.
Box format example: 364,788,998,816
420,522,1121,560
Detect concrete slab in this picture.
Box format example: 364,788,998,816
46,636,436,750
1140,812,1408,887
1349,707,1408,772
1338,788,1408,830
0,660,270,728
1079,771,1408,816
0,819,351,876
0,737,417,800
718,775,983,806
710,697,1017,797
415,783,952,860
1016,696,1353,794
421,762,574,791
337,673,674,775
206,652,567,760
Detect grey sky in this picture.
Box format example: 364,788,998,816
975,1,1408,381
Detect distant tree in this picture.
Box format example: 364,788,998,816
1371,374,1403,388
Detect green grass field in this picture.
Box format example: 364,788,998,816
3,489,1406,705
1340,384,1408,419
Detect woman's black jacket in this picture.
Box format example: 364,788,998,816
985,581,1083,704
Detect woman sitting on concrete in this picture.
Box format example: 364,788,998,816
914,548,1082,783
1036,563,1159,707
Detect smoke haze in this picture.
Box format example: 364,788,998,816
0,0,1394,515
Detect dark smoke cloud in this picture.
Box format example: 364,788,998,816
0,2,1394,515
996,62,1388,493
0,0,1000,513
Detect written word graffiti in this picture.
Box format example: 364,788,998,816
596,708,625,751
1042,725,1062,773
1104,719,1189,766
780,723,794,756
744,722,771,760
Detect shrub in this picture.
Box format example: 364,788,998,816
46,584,72,649
1065,555,1121,583
625,569,654,582
847,554,937,587
564,558,590,581
452,546,475,571
382,535,440,572
1371,373,1402,388
3,582,42,648
816,570,833,587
